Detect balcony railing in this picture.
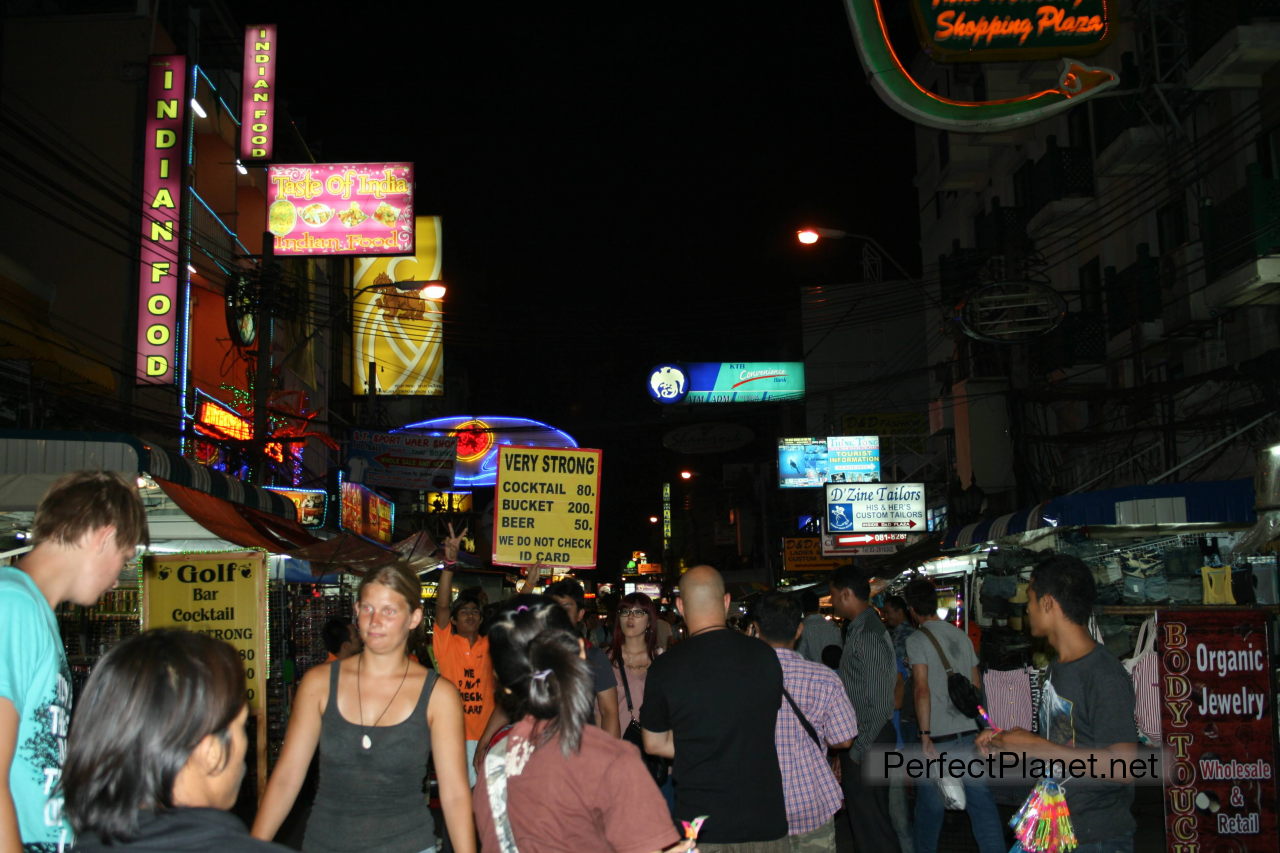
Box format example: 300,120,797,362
1202,163,1280,283
1032,312,1106,374
1105,246,1162,337
974,204,1030,255
1187,0,1280,69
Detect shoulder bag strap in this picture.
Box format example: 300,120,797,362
781,686,823,748
920,624,956,675
618,660,637,721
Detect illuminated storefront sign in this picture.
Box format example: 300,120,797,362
399,415,579,488
265,487,327,527
1158,610,1276,849
909,0,1113,62
353,216,442,395
267,162,414,256
347,429,456,490
192,392,296,467
340,478,393,543
240,24,277,161
825,483,926,533
647,362,805,404
137,54,186,384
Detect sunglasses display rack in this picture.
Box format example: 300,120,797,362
56,576,143,701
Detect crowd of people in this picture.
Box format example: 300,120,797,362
2,472,1140,853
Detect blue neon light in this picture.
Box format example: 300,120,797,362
396,415,579,488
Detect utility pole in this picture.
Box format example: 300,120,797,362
253,231,276,481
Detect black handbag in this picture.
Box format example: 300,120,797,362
620,666,669,786
920,624,983,721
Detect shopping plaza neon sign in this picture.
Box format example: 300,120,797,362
136,55,185,384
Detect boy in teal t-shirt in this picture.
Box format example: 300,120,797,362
0,471,147,852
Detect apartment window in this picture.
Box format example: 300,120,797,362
1156,199,1188,254
1079,257,1102,315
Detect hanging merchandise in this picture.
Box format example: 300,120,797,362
1122,616,1161,745
1009,780,1077,853
1249,556,1279,605
1200,565,1235,605
982,667,1034,732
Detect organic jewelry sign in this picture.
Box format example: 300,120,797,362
1157,610,1276,850
909,0,1114,62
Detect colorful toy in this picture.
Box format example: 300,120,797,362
1010,780,1077,852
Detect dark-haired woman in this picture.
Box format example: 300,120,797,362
62,629,288,852
609,592,661,715
253,563,474,853
474,595,694,853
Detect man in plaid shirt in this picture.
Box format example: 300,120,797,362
749,594,857,851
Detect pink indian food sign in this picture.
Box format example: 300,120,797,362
240,24,276,161
267,163,414,256
137,54,186,385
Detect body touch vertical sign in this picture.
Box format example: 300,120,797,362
492,446,601,569
240,25,277,161
1158,610,1276,851
137,55,186,384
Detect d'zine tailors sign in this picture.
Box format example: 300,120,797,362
268,163,414,255
910,0,1114,62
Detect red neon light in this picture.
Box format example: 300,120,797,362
872,0,1061,107
730,373,785,388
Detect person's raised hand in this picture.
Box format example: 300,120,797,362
444,522,469,564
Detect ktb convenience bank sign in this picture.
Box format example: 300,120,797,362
648,362,805,404
826,482,925,533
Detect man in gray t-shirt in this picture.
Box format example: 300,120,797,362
978,556,1138,851
905,579,1005,853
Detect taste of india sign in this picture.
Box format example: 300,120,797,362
492,446,601,570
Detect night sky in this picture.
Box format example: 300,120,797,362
251,1,920,571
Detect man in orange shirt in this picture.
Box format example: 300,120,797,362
432,523,494,785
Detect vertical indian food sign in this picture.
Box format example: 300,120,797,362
137,55,186,384
240,24,277,161
1158,610,1277,851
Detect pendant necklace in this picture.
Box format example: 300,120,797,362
357,653,410,750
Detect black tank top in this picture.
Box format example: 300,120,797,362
303,660,437,853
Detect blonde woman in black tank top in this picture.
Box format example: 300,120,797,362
253,564,475,853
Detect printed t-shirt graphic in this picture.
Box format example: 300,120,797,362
1,567,74,851
432,621,494,740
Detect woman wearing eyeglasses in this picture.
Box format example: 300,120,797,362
252,563,475,853
609,593,662,719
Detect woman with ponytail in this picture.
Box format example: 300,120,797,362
474,595,695,853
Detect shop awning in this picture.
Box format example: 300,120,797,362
145,446,297,521
285,533,401,575
154,478,320,553
942,479,1256,548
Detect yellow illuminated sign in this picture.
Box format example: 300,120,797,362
142,551,267,711
492,446,601,570
352,216,443,395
